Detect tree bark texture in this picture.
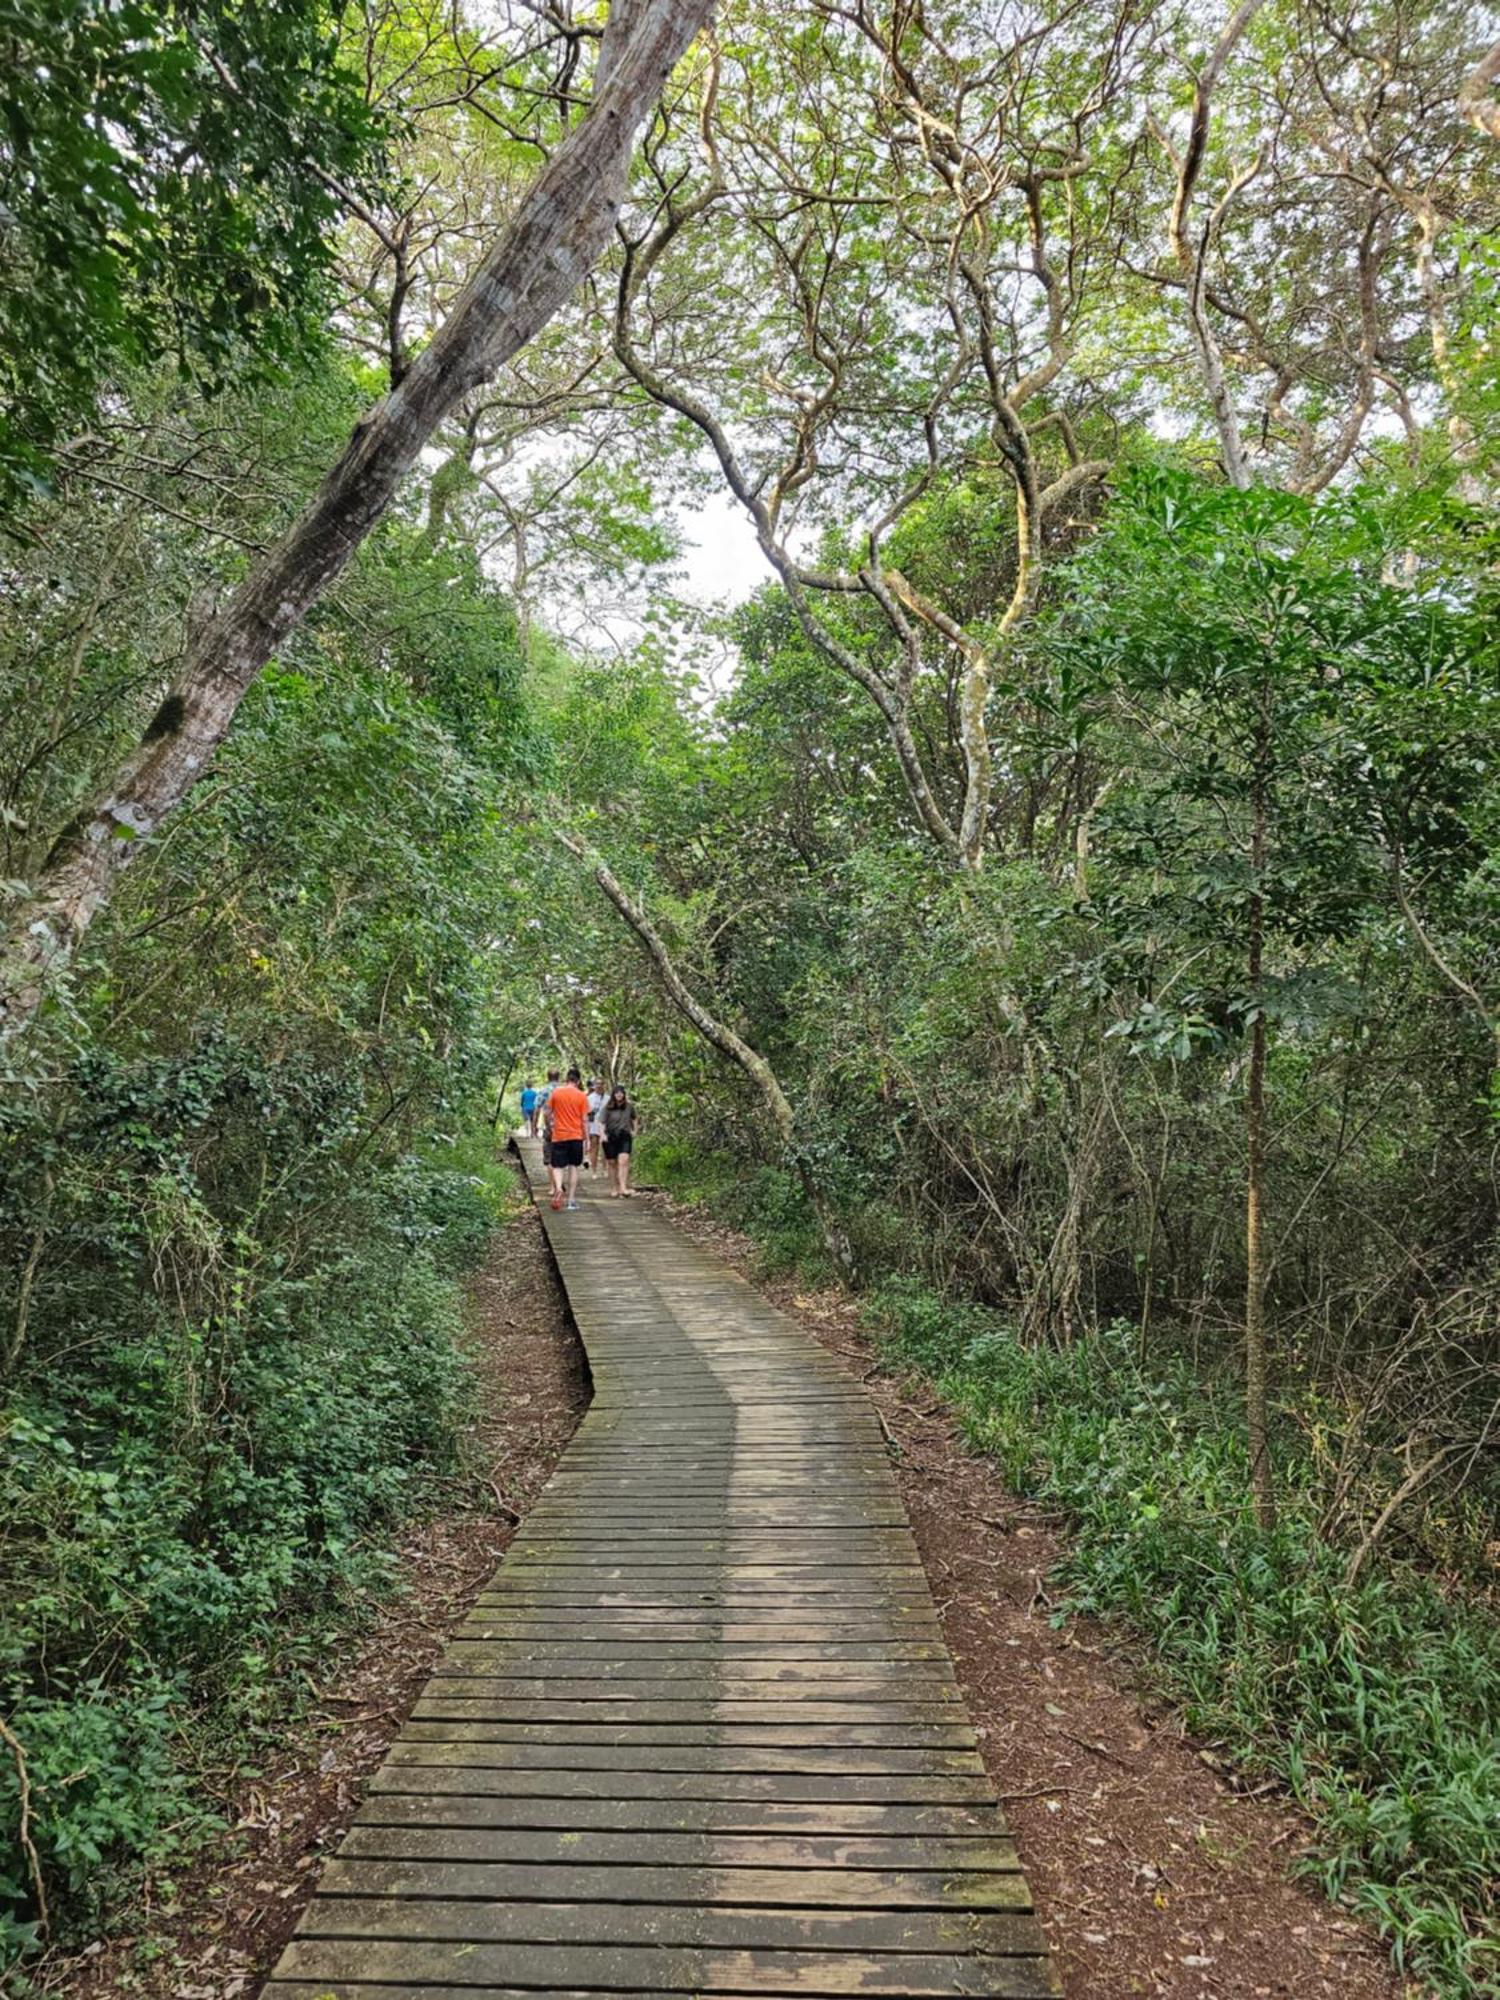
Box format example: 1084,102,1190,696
1460,39,1500,141
1,0,713,1037
1162,0,1269,491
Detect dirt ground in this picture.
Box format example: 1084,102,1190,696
644,1188,1420,2000
29,1177,586,2000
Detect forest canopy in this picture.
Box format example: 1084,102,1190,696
2,0,1499,1990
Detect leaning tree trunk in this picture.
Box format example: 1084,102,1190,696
558,831,858,1281
0,0,712,1038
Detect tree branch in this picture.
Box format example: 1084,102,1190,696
554,827,796,1139
1156,0,1270,488
1459,38,1500,142
1,0,714,1036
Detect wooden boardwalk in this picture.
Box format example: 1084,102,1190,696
263,1143,1056,1998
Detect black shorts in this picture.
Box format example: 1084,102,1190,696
552,1138,584,1168
603,1133,633,1159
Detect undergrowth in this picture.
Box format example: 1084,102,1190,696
870,1279,1500,1999
0,1130,510,1968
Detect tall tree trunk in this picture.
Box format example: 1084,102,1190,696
1245,692,1275,1529
1,0,712,1038
557,831,858,1280
1158,0,1269,491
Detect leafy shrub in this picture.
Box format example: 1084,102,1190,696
0,1050,487,1960
0,1681,199,1960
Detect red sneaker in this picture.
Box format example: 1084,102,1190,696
550,1192,563,1211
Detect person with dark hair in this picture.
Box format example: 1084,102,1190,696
519,1079,539,1138
586,1076,607,1173
602,1085,640,1198
537,1068,561,1171
547,1067,589,1211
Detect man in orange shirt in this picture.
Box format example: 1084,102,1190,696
546,1067,590,1212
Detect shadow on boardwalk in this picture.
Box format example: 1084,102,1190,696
261,1141,1058,1999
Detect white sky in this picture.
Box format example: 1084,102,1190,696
674,489,773,605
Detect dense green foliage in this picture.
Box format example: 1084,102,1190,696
872,1281,1500,1994
0,349,538,1958
0,0,382,513
3,0,1499,1987
553,465,1500,1994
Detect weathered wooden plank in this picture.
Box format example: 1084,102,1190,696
382,1741,985,1776
421,1678,965,1704
447,1636,949,1661
300,1895,1044,1955
268,1941,1058,1995
265,1985,679,2000
560,1440,880,1456
410,1698,971,1725
458,1619,943,1641
472,1591,940,1611
366,1767,996,1803
418,1672,968,1704
502,1538,921,1553
400,1721,975,1748
523,1499,904,1512
470,1562,920,1580
518,1516,913,1531
335,1824,1024,1871
541,1479,895,1491
352,1793,1011,1835
431,1659,961,1689
316,1857,1029,1909
443,1609,942,1628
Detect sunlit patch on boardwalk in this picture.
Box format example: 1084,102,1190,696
263,1142,1058,1999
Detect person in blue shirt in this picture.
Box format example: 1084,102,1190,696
519,1079,539,1137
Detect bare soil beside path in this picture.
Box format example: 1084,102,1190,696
31,1183,586,2000
642,1188,1419,2000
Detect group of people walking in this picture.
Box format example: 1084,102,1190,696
519,1068,640,1210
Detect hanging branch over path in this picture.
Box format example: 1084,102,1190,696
554,829,798,1141
1,0,713,1039
555,826,857,1275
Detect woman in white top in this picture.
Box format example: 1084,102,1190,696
585,1079,607,1173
